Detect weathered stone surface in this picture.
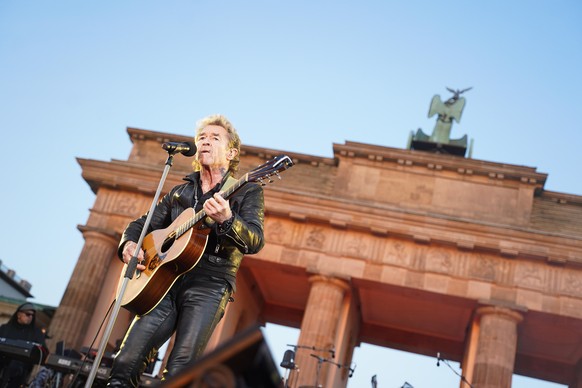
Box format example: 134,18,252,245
48,128,582,387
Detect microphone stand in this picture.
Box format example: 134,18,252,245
84,151,179,388
310,354,326,388
286,344,335,388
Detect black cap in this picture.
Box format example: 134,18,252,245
18,303,36,312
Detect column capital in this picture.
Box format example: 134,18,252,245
77,224,120,245
475,305,524,325
308,274,351,292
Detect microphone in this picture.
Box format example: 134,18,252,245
162,141,197,156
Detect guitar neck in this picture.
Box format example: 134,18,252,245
176,173,249,238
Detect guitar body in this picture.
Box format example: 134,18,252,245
119,208,210,315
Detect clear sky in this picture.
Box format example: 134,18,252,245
1,1,579,387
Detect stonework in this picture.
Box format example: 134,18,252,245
46,127,582,387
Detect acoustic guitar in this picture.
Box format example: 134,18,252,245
118,154,294,315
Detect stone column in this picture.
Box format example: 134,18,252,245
472,306,524,388
291,275,350,388
48,225,119,351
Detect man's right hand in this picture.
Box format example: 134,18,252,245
122,241,146,271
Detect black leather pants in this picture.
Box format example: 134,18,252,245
107,273,231,387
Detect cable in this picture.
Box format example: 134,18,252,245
436,352,474,388
287,343,335,358
69,299,116,386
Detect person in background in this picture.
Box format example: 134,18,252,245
0,303,47,387
107,114,265,387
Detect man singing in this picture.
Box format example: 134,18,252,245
107,114,265,387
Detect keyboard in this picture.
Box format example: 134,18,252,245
44,354,111,380
0,337,47,364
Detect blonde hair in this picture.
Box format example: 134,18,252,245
191,114,241,176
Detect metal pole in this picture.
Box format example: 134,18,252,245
84,153,176,387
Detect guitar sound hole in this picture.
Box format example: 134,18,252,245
161,236,175,253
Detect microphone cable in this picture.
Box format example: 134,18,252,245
68,299,116,386
436,352,474,388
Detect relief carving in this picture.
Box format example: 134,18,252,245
469,254,496,281
515,262,544,290
266,220,287,244
306,227,326,250
426,248,454,274
409,184,432,203
561,271,582,296
114,194,142,216
384,241,410,266
343,234,367,258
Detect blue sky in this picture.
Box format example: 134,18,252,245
1,1,579,387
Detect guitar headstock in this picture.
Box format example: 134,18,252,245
248,155,294,185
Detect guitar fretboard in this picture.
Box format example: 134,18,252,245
174,173,249,239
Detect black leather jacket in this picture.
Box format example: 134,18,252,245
118,172,265,290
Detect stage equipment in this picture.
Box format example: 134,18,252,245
162,325,280,387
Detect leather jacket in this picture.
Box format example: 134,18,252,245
118,171,265,289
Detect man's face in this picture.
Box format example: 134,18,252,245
17,310,35,325
195,125,235,169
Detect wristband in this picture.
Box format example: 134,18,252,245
218,215,234,233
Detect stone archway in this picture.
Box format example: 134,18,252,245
48,127,582,387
